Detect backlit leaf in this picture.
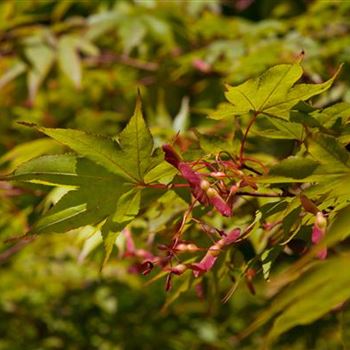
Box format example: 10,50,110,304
8,154,122,187
307,133,350,173
26,97,161,184
212,63,340,119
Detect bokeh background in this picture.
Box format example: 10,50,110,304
0,1,349,349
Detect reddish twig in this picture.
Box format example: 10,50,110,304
239,111,259,166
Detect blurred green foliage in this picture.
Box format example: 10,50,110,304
1,1,350,349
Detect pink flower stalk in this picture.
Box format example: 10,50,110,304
312,212,328,260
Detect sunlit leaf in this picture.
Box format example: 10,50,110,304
212,63,341,119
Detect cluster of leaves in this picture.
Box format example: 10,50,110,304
2,1,350,349
4,59,350,348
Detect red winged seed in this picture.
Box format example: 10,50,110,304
206,188,232,217
222,228,241,245
192,229,240,277
192,250,219,278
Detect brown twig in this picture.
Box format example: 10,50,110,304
239,111,259,166
0,237,35,264
84,53,159,71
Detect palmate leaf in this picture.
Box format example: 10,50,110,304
11,97,164,264
258,205,350,299
8,154,129,234
211,63,341,120
23,96,162,184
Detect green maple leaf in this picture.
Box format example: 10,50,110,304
20,96,161,184
10,97,166,265
211,63,341,120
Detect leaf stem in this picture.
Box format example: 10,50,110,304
143,183,190,189
239,111,259,166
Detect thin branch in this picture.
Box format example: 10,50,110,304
0,237,35,264
239,111,259,166
241,164,262,175
84,53,159,71
236,191,294,198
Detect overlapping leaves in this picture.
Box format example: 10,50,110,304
239,205,350,346
7,97,165,264
5,60,350,342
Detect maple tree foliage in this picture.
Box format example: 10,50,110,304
1,1,350,349
4,61,350,346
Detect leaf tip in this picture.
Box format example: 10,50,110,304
134,89,143,117
333,63,344,79
223,82,231,91
296,49,305,63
